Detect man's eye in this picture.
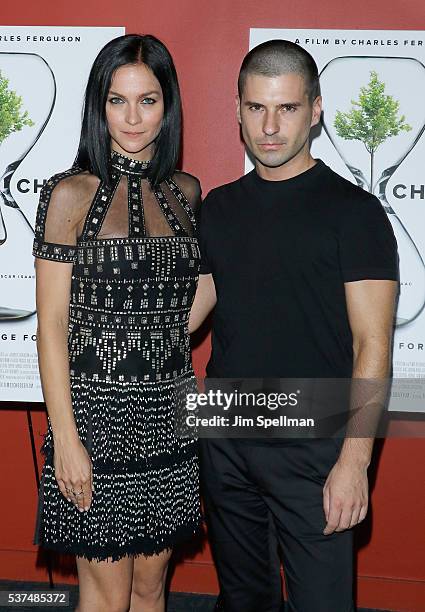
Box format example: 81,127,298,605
282,105,296,112
249,105,262,111
108,97,123,104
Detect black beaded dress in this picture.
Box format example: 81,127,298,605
32,151,201,562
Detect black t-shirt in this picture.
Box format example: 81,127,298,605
198,160,398,379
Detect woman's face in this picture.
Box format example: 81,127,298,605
106,63,164,161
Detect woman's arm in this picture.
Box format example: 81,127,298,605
36,258,78,439
34,176,93,512
189,273,217,333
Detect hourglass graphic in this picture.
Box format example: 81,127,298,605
320,56,425,326
0,53,56,320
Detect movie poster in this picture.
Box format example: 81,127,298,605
0,26,124,402
249,29,425,412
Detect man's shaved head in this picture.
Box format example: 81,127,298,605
238,39,320,103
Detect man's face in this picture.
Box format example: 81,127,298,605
237,72,322,171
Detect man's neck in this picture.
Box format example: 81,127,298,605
255,152,316,182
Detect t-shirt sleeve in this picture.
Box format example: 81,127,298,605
339,194,399,282
197,191,213,275
33,171,79,263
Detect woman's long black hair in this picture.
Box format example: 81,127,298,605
75,34,182,186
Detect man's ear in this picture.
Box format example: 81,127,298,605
311,95,322,128
236,95,242,124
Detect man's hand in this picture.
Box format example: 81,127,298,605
321,278,397,537
323,458,368,535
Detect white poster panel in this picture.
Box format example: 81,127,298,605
0,26,124,402
249,29,425,412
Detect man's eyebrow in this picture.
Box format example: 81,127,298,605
243,100,303,107
280,101,302,107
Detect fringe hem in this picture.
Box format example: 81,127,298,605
33,521,203,563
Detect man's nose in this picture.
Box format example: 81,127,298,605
263,111,279,136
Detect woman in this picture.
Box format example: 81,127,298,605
33,34,201,612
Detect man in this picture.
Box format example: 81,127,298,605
189,40,398,612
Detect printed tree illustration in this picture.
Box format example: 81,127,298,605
334,70,411,192
0,69,34,146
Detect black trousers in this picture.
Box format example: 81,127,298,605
200,438,355,612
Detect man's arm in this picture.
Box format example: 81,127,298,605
323,278,398,535
189,273,217,333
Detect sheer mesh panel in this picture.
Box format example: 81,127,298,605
43,173,99,246
162,182,193,237
96,175,129,239
142,180,175,237
95,173,200,239
33,162,201,263
171,172,201,235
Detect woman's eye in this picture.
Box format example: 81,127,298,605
107,96,157,105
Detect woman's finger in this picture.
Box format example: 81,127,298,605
63,481,79,507
84,477,93,511
57,479,72,502
71,480,88,512
73,485,84,512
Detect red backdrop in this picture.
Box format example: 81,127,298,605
1,1,425,610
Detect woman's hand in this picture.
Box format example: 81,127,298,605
54,435,93,512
